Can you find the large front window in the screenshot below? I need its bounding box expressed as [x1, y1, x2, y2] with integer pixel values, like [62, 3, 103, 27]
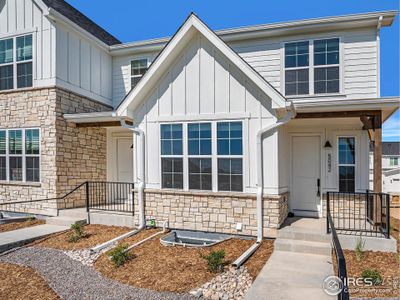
[284, 38, 340, 96]
[338, 137, 355, 193]
[159, 122, 243, 192]
[0, 128, 40, 182]
[0, 34, 33, 91]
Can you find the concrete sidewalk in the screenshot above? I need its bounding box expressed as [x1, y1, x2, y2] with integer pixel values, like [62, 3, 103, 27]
[0, 224, 69, 253]
[245, 250, 334, 300]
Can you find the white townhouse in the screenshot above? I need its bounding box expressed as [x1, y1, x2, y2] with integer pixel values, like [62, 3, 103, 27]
[0, 0, 399, 237]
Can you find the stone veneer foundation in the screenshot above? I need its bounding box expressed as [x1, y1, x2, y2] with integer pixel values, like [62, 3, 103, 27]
[134, 189, 289, 238]
[0, 87, 111, 215]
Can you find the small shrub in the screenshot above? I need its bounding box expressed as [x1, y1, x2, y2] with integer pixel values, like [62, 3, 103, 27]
[355, 237, 365, 261]
[361, 268, 382, 285]
[25, 216, 35, 223]
[68, 223, 87, 243]
[203, 250, 225, 273]
[108, 244, 131, 267]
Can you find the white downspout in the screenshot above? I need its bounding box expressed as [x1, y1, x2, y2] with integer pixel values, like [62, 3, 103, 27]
[233, 102, 295, 267]
[120, 119, 146, 230]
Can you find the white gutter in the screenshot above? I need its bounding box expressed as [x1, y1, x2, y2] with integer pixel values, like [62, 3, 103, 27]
[376, 16, 383, 98]
[233, 102, 296, 267]
[120, 119, 146, 230]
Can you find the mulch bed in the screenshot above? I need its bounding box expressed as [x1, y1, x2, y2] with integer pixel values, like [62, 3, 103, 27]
[95, 230, 273, 293]
[333, 214, 400, 298]
[0, 219, 45, 233]
[31, 224, 131, 250]
[0, 262, 59, 300]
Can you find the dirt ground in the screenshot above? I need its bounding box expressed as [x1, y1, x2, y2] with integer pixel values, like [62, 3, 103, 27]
[31, 224, 131, 250]
[95, 230, 274, 293]
[334, 213, 400, 298]
[0, 219, 45, 233]
[0, 262, 59, 300]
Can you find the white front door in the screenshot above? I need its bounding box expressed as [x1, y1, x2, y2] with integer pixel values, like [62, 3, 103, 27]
[116, 138, 133, 182]
[291, 136, 321, 217]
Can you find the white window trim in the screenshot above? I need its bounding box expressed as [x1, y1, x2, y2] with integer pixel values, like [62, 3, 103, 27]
[159, 121, 244, 193]
[337, 136, 356, 193]
[0, 128, 41, 183]
[282, 37, 342, 97]
[130, 58, 149, 89]
[0, 33, 34, 92]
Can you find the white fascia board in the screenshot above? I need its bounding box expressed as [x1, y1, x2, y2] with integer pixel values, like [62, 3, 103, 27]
[64, 111, 132, 124]
[116, 14, 286, 116]
[294, 97, 400, 112]
[46, 8, 111, 52]
[110, 10, 398, 54]
[32, 0, 50, 14]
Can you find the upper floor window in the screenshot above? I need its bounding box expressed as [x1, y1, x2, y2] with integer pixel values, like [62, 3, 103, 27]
[284, 38, 340, 96]
[314, 38, 339, 94]
[131, 59, 148, 89]
[0, 128, 40, 182]
[0, 34, 33, 91]
[285, 41, 309, 96]
[390, 157, 399, 166]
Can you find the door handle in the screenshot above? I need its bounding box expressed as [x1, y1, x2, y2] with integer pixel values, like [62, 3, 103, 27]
[317, 179, 321, 197]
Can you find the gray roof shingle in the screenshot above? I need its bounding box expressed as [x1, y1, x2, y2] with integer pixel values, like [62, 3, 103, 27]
[42, 0, 121, 46]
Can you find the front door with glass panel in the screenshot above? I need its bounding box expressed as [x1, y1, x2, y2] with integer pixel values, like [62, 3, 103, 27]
[291, 136, 321, 217]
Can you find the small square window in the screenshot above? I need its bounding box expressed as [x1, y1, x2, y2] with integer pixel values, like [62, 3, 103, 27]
[17, 62, 33, 88]
[16, 35, 33, 62]
[0, 38, 13, 64]
[0, 65, 14, 91]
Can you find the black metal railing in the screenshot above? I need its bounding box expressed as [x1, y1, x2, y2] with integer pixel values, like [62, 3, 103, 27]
[0, 181, 135, 216]
[0, 182, 88, 214]
[327, 210, 350, 300]
[86, 181, 134, 214]
[327, 191, 390, 238]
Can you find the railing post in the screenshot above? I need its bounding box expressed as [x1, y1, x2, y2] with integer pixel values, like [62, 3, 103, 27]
[132, 183, 135, 216]
[386, 194, 390, 239]
[85, 181, 90, 224]
[327, 192, 330, 234]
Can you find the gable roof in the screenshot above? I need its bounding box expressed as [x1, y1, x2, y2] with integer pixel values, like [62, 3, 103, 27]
[40, 0, 121, 46]
[116, 13, 287, 116]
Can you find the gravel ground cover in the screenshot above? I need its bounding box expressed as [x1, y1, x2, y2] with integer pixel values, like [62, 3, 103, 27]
[0, 219, 45, 233]
[0, 247, 195, 300]
[0, 261, 59, 300]
[95, 234, 274, 294]
[31, 224, 131, 250]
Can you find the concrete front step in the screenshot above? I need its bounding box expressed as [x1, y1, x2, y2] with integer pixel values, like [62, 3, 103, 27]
[274, 238, 331, 256]
[46, 216, 86, 227]
[278, 227, 331, 243]
[58, 208, 87, 219]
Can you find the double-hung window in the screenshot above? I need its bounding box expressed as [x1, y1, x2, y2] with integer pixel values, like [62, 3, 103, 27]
[338, 137, 355, 193]
[188, 123, 212, 190]
[217, 122, 243, 192]
[284, 41, 309, 96]
[131, 59, 148, 89]
[284, 38, 340, 96]
[161, 124, 183, 189]
[314, 38, 340, 94]
[0, 34, 33, 91]
[0, 128, 40, 182]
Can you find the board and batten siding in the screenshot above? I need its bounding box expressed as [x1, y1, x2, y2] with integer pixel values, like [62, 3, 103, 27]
[129, 33, 279, 194]
[0, 0, 56, 85]
[55, 23, 112, 105]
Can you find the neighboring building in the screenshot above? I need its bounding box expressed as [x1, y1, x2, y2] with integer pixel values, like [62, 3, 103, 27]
[370, 142, 400, 193]
[0, 0, 399, 237]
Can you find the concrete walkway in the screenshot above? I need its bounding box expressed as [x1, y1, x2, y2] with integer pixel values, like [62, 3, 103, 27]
[245, 217, 335, 300]
[0, 224, 69, 253]
[245, 250, 334, 300]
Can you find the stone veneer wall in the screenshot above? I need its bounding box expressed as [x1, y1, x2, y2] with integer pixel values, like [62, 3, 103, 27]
[134, 189, 289, 238]
[0, 87, 111, 215]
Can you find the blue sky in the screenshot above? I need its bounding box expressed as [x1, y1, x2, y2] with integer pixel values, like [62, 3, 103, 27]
[67, 0, 399, 141]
